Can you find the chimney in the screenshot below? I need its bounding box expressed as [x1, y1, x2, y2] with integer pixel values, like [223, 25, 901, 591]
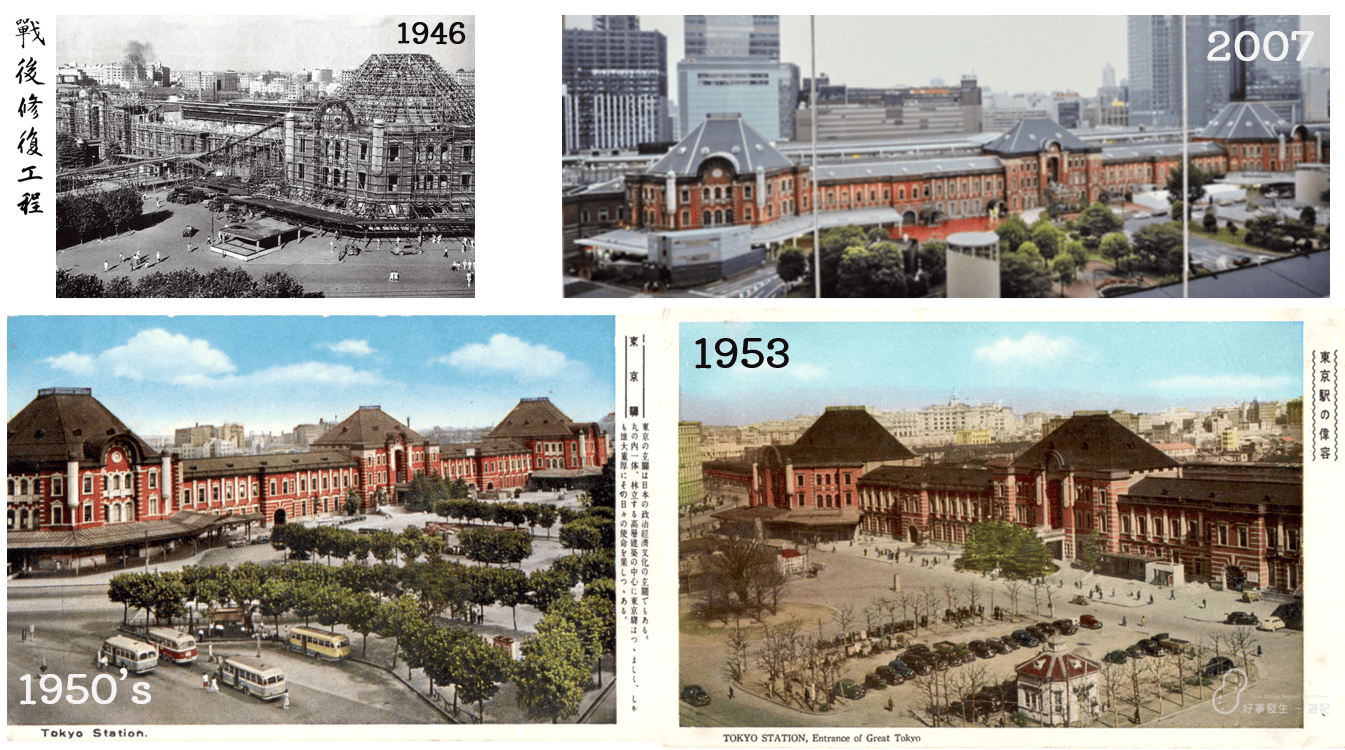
[407, 416, 411, 428]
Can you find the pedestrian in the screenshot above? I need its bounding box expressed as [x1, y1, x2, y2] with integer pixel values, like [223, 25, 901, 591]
[1149, 594, 1154, 604]
[1170, 590, 1176, 600]
[155, 251, 160, 264]
[729, 685, 735, 699]
[283, 693, 290, 710]
[1121, 616, 1127, 627]
[1140, 616, 1146, 627]
[1256, 645, 1262, 657]
[202, 673, 210, 690]
[210, 678, 219, 694]
[1202, 598, 1207, 609]
[1111, 589, 1116, 597]
[104, 261, 109, 272]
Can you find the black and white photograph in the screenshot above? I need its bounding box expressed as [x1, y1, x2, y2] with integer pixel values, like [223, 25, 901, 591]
[51, 16, 475, 298]
[562, 15, 1329, 299]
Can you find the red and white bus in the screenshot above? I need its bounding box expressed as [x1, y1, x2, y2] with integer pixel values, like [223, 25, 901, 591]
[146, 627, 197, 664]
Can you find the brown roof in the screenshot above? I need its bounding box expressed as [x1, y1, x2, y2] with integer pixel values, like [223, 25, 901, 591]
[1014, 415, 1178, 472]
[311, 406, 426, 449]
[488, 398, 590, 441]
[7, 388, 158, 470]
[785, 407, 915, 466]
[438, 438, 530, 458]
[860, 465, 993, 490]
[181, 450, 356, 479]
[6, 510, 226, 552]
[1126, 476, 1301, 510]
[1015, 649, 1100, 682]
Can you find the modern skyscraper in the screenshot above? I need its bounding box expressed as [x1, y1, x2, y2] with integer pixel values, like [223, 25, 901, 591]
[1128, 15, 1306, 129]
[562, 17, 670, 153]
[1102, 62, 1117, 89]
[684, 15, 780, 60]
[678, 15, 795, 141]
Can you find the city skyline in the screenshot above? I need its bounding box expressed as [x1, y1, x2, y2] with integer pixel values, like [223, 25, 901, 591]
[8, 317, 614, 435]
[56, 16, 474, 75]
[566, 15, 1329, 109]
[680, 322, 1302, 424]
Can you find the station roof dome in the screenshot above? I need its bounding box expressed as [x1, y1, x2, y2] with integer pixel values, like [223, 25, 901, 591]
[331, 53, 473, 126]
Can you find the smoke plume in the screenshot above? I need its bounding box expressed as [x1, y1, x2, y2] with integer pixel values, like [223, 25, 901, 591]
[124, 41, 154, 66]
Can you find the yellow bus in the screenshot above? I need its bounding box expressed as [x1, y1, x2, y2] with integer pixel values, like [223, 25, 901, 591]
[100, 636, 158, 674]
[146, 627, 197, 664]
[220, 656, 287, 700]
[287, 626, 351, 661]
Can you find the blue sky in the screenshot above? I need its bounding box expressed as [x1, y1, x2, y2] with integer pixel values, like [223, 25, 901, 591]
[680, 322, 1302, 424]
[8, 317, 614, 436]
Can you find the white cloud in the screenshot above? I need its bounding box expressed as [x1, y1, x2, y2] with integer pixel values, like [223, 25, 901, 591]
[1149, 374, 1296, 392]
[47, 329, 236, 384]
[320, 339, 375, 356]
[790, 363, 826, 381]
[243, 362, 386, 387]
[438, 334, 574, 379]
[974, 333, 1076, 366]
[45, 352, 96, 377]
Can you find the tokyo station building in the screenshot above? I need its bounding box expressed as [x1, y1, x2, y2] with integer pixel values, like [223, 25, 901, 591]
[589, 101, 1327, 258]
[6, 389, 605, 572]
[706, 408, 1301, 595]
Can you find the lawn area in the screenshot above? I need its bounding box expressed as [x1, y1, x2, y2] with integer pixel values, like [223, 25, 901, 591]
[1189, 224, 1294, 256]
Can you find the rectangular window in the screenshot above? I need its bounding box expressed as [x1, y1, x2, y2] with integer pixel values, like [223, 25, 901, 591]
[1237, 526, 1249, 548]
[83, 475, 92, 494]
[389, 145, 400, 162]
[461, 145, 473, 161]
[388, 175, 399, 191]
[1218, 525, 1229, 546]
[149, 472, 157, 489]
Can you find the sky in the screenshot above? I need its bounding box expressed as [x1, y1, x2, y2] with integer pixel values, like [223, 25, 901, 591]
[7, 317, 614, 436]
[566, 15, 1329, 105]
[55, 16, 474, 74]
[679, 321, 1302, 425]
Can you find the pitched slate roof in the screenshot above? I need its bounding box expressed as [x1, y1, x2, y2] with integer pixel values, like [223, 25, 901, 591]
[1198, 102, 1291, 141]
[785, 407, 916, 466]
[983, 118, 1098, 156]
[5, 510, 227, 552]
[311, 406, 427, 449]
[488, 398, 589, 440]
[1126, 476, 1301, 510]
[1014, 414, 1177, 472]
[647, 114, 794, 177]
[7, 388, 158, 469]
[859, 465, 993, 490]
[181, 450, 356, 479]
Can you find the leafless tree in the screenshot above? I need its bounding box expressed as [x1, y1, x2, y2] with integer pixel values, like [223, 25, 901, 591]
[919, 586, 942, 634]
[835, 603, 855, 639]
[943, 581, 964, 618]
[723, 623, 751, 684]
[704, 534, 775, 616]
[1070, 678, 1099, 727]
[863, 600, 882, 633]
[965, 581, 982, 621]
[757, 619, 802, 698]
[896, 591, 914, 626]
[1099, 660, 1123, 727]
[950, 662, 991, 724]
[749, 563, 790, 618]
[1226, 626, 1260, 675]
[880, 597, 900, 631]
[1145, 654, 1171, 717]
[1124, 655, 1149, 725]
[1002, 579, 1025, 620]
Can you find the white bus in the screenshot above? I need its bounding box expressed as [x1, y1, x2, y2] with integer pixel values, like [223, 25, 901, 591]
[100, 636, 158, 674]
[219, 656, 287, 700]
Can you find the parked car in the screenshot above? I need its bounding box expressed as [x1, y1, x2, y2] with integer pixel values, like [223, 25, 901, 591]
[1079, 614, 1102, 630]
[930, 652, 954, 671]
[1135, 639, 1163, 657]
[1011, 630, 1040, 648]
[1053, 619, 1078, 635]
[1240, 590, 1262, 603]
[227, 538, 248, 548]
[887, 658, 916, 679]
[1202, 656, 1236, 678]
[834, 678, 866, 700]
[968, 640, 997, 659]
[1225, 611, 1259, 626]
[864, 672, 888, 691]
[985, 637, 1014, 654]
[1257, 616, 1286, 632]
[875, 664, 904, 685]
[1103, 649, 1130, 665]
[1156, 635, 1193, 655]
[252, 533, 270, 544]
[680, 684, 711, 706]
[904, 656, 934, 676]
[905, 643, 931, 658]
[1038, 621, 1062, 636]
[996, 635, 1021, 651]
[1124, 644, 1149, 660]
[933, 640, 959, 655]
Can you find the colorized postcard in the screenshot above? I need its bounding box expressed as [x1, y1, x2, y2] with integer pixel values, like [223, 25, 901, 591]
[667, 308, 1340, 747]
[6, 316, 630, 739]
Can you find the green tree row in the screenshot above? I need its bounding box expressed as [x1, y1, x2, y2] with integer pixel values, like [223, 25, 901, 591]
[56, 186, 143, 248]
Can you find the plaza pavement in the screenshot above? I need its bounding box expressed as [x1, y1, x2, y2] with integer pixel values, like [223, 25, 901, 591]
[55, 190, 475, 297]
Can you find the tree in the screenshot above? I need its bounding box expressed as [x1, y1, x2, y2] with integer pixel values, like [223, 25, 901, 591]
[700, 535, 776, 616]
[374, 595, 427, 672]
[494, 568, 530, 630]
[1029, 219, 1065, 261]
[1099, 232, 1131, 273]
[836, 242, 907, 297]
[1049, 252, 1078, 297]
[1132, 222, 1184, 276]
[547, 595, 614, 688]
[344, 489, 362, 515]
[1300, 205, 1317, 228]
[56, 132, 86, 170]
[1203, 207, 1218, 233]
[340, 592, 380, 657]
[454, 633, 515, 721]
[806, 226, 868, 297]
[1016, 240, 1044, 268]
[957, 519, 1054, 580]
[995, 216, 1031, 253]
[515, 621, 592, 723]
[724, 624, 751, 684]
[528, 567, 575, 614]
[100, 186, 143, 235]
[1075, 203, 1124, 242]
[916, 241, 947, 288]
[776, 247, 807, 284]
[558, 519, 604, 553]
[1165, 159, 1210, 208]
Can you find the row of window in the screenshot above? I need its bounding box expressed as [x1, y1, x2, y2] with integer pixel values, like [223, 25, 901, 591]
[299, 139, 473, 164]
[7, 496, 163, 529]
[797, 471, 852, 487]
[181, 469, 353, 506]
[8, 471, 158, 498]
